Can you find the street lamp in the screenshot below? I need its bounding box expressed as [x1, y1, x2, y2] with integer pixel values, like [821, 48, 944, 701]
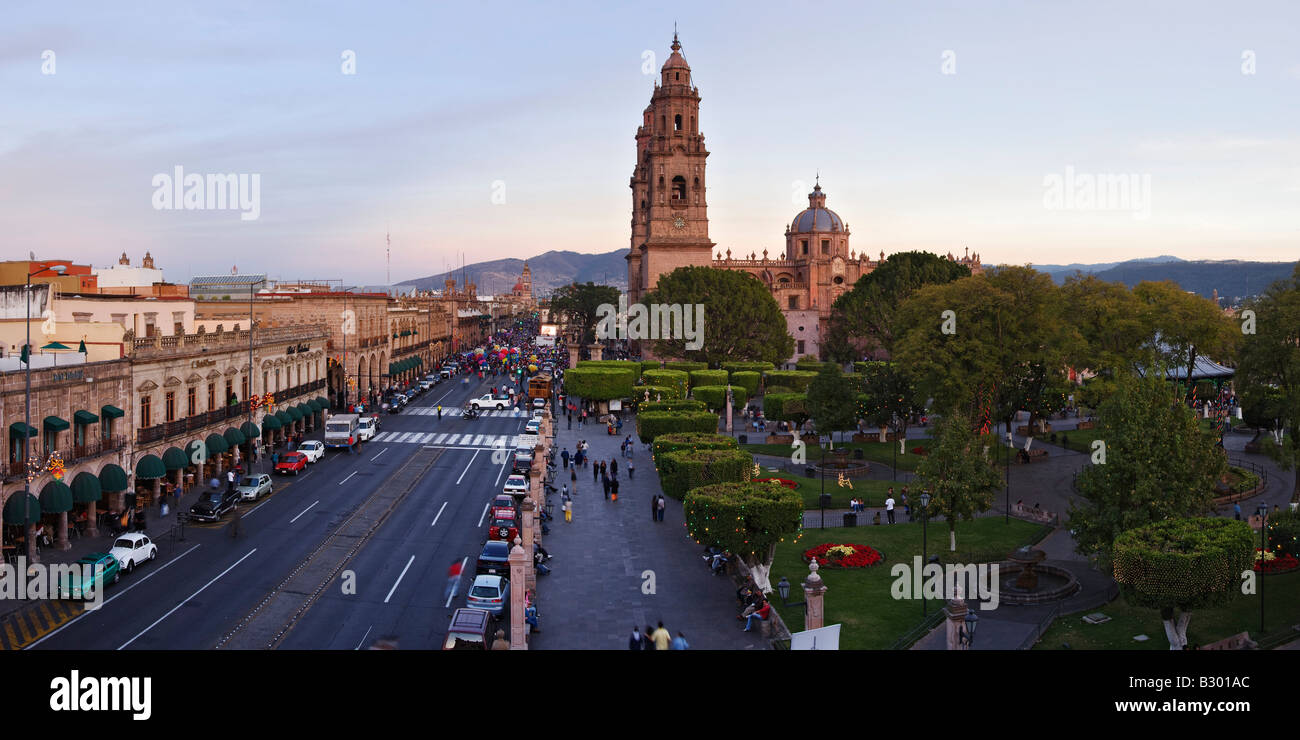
[959, 608, 979, 648]
[920, 491, 931, 617]
[1257, 504, 1268, 634]
[20, 262, 67, 563]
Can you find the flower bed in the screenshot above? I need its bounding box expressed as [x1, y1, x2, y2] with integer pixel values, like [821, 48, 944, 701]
[1253, 549, 1300, 575]
[802, 542, 883, 569]
[755, 477, 797, 489]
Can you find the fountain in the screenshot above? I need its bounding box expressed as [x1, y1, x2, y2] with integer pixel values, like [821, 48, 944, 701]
[809, 447, 871, 479]
[997, 546, 1080, 605]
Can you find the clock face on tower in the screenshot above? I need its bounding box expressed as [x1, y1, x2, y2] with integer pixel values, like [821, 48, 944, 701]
[673, 216, 686, 229]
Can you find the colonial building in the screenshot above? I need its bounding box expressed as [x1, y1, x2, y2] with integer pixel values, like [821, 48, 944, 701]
[625, 35, 984, 361]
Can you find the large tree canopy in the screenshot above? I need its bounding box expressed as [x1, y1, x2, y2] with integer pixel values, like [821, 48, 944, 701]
[912, 412, 1003, 551]
[550, 282, 621, 345]
[805, 364, 857, 442]
[642, 266, 794, 366]
[826, 251, 971, 362]
[1133, 280, 1239, 388]
[1058, 274, 1156, 375]
[684, 481, 804, 593]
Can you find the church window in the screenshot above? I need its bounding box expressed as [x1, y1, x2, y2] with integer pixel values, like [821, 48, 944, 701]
[674, 114, 682, 131]
[821, 240, 830, 255]
[788, 296, 799, 309]
[672, 176, 686, 201]
[660, 115, 665, 132]
[797, 340, 806, 354]
[691, 116, 695, 132]
[833, 276, 844, 285]
[675, 72, 680, 81]
[800, 240, 808, 256]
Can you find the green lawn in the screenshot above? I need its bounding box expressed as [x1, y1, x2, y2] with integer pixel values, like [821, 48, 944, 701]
[753, 468, 897, 509]
[741, 439, 934, 472]
[1034, 570, 1300, 650]
[768, 517, 1044, 649]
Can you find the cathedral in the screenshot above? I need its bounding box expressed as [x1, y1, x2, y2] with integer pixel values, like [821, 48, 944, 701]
[626, 34, 983, 360]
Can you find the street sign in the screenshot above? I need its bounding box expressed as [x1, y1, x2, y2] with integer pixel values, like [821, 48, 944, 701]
[790, 624, 841, 650]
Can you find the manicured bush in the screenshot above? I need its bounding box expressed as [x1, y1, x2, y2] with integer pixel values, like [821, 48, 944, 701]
[652, 432, 738, 461]
[642, 369, 689, 398]
[764, 392, 809, 422]
[640, 360, 663, 373]
[764, 385, 795, 395]
[1269, 509, 1300, 558]
[689, 369, 728, 388]
[692, 385, 748, 409]
[722, 361, 776, 374]
[1112, 517, 1254, 611]
[636, 410, 719, 444]
[632, 384, 683, 401]
[729, 371, 761, 396]
[577, 359, 642, 383]
[658, 447, 755, 500]
[684, 482, 805, 557]
[664, 361, 708, 373]
[765, 370, 818, 392]
[795, 356, 826, 372]
[565, 367, 635, 400]
[853, 361, 887, 375]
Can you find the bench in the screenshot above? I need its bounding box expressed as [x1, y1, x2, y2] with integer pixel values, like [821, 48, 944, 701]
[1200, 631, 1256, 650]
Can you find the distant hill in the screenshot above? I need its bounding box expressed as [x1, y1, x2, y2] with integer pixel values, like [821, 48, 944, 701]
[1035, 255, 1183, 280]
[402, 249, 628, 296]
[1084, 259, 1296, 303]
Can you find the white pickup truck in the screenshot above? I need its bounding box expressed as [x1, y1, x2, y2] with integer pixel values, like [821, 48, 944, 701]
[324, 414, 360, 449]
[469, 394, 511, 411]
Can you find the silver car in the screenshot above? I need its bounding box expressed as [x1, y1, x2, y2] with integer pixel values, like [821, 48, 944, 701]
[236, 474, 273, 501]
[466, 575, 510, 615]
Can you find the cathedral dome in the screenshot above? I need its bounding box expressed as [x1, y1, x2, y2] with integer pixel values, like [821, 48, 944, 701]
[789, 184, 843, 233]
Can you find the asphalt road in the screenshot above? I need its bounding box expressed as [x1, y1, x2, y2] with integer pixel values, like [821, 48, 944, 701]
[30, 372, 532, 650]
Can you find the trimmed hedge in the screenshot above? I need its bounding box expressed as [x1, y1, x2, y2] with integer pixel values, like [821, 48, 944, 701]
[640, 360, 663, 373]
[689, 369, 728, 388]
[564, 367, 635, 400]
[664, 361, 708, 373]
[577, 359, 642, 383]
[632, 384, 683, 401]
[692, 384, 748, 409]
[1112, 517, 1254, 611]
[1270, 509, 1300, 558]
[636, 410, 719, 444]
[684, 482, 805, 557]
[854, 361, 887, 375]
[658, 448, 754, 500]
[765, 370, 818, 391]
[722, 361, 776, 374]
[651, 432, 738, 461]
[729, 371, 761, 396]
[764, 392, 809, 422]
[640, 399, 708, 414]
[795, 357, 826, 372]
[765, 385, 795, 395]
[642, 369, 689, 398]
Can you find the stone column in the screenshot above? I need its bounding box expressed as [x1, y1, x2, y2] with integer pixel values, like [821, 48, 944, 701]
[802, 558, 827, 630]
[521, 498, 537, 592]
[508, 538, 528, 649]
[86, 500, 98, 537]
[944, 589, 969, 651]
[56, 511, 70, 550]
[725, 385, 734, 434]
[567, 344, 580, 370]
[588, 344, 603, 361]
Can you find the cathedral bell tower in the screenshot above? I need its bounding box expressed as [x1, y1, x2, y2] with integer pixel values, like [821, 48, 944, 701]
[626, 32, 714, 305]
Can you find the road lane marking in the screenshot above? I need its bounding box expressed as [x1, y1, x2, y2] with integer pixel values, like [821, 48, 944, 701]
[418, 432, 434, 443]
[471, 434, 485, 446]
[456, 450, 480, 485]
[118, 548, 257, 650]
[383, 555, 415, 604]
[371, 448, 388, 461]
[477, 501, 490, 528]
[243, 498, 273, 518]
[339, 471, 357, 486]
[431, 501, 448, 528]
[290, 500, 320, 524]
[433, 433, 447, 444]
[444, 556, 468, 607]
[355, 625, 373, 650]
[445, 434, 460, 445]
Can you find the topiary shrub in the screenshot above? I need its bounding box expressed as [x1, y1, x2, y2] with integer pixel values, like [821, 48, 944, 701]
[640, 360, 664, 373]
[689, 369, 728, 388]
[658, 447, 754, 500]
[632, 384, 683, 402]
[729, 371, 761, 396]
[577, 359, 642, 383]
[684, 481, 804, 593]
[640, 399, 708, 414]
[565, 367, 635, 401]
[651, 432, 738, 462]
[765, 370, 818, 392]
[636, 410, 719, 444]
[764, 385, 794, 395]
[722, 361, 776, 374]
[664, 361, 708, 373]
[1269, 509, 1300, 559]
[764, 392, 809, 424]
[642, 369, 689, 398]
[692, 384, 748, 410]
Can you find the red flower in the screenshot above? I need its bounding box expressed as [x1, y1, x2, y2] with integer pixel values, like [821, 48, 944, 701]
[1253, 552, 1300, 574]
[802, 542, 883, 568]
[755, 477, 797, 489]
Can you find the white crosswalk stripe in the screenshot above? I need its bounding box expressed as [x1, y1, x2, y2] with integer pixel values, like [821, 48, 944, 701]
[433, 433, 448, 444]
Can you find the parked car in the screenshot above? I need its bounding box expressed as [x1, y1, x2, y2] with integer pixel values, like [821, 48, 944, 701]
[511, 453, 532, 475]
[532, 397, 546, 409]
[418, 379, 434, 391]
[490, 494, 517, 515]
[466, 575, 510, 616]
[503, 474, 528, 496]
[487, 509, 519, 543]
[107, 533, 157, 573]
[297, 440, 325, 463]
[191, 488, 241, 522]
[476, 540, 511, 575]
[275, 453, 307, 476]
[524, 419, 541, 434]
[58, 552, 120, 599]
[531, 409, 545, 422]
[443, 607, 494, 650]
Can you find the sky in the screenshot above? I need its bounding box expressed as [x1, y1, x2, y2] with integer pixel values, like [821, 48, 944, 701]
[1, 0, 1297, 285]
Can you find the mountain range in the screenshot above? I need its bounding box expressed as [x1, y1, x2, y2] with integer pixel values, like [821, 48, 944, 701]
[401, 249, 628, 296]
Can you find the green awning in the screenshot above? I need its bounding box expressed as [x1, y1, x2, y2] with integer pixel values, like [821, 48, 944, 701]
[185, 440, 207, 465]
[316, 396, 329, 410]
[135, 454, 166, 480]
[71, 471, 102, 503]
[295, 403, 310, 419]
[287, 406, 302, 422]
[3, 493, 41, 525]
[275, 410, 292, 425]
[162, 447, 189, 471]
[205, 433, 229, 457]
[224, 427, 245, 447]
[41, 342, 71, 351]
[40, 480, 73, 513]
[261, 414, 282, 431]
[400, 330, 411, 337]
[73, 410, 99, 425]
[9, 422, 38, 438]
[240, 421, 261, 439]
[306, 399, 321, 412]
[43, 416, 69, 431]
[98, 464, 128, 492]
[101, 405, 125, 419]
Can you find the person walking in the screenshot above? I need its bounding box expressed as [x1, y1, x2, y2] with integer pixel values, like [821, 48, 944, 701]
[602, 474, 611, 500]
[628, 459, 635, 479]
[656, 494, 666, 522]
[226, 469, 236, 493]
[594, 461, 600, 485]
[610, 459, 618, 478]
[650, 494, 658, 522]
[1233, 502, 1242, 520]
[561, 447, 570, 469]
[885, 492, 896, 524]
[642, 624, 655, 650]
[651, 621, 671, 650]
[671, 631, 689, 650]
[570, 467, 578, 493]
[567, 412, 572, 430]
[490, 629, 510, 650]
[437, 404, 442, 420]
[563, 498, 572, 523]
[444, 559, 463, 604]
[610, 477, 619, 501]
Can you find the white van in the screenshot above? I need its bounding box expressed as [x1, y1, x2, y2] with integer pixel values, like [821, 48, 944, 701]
[357, 416, 378, 442]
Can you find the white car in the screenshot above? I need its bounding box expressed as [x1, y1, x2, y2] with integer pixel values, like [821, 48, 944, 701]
[357, 416, 379, 442]
[470, 394, 510, 411]
[532, 397, 546, 409]
[108, 533, 157, 574]
[531, 409, 544, 422]
[298, 440, 325, 463]
[503, 475, 529, 495]
[524, 419, 541, 434]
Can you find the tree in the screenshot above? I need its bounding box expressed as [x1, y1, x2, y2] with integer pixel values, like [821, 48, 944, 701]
[826, 251, 972, 362]
[1066, 371, 1225, 570]
[858, 361, 925, 452]
[1059, 274, 1156, 376]
[805, 364, 856, 444]
[1133, 280, 1239, 391]
[550, 282, 620, 345]
[563, 367, 635, 401]
[1112, 518, 1253, 650]
[684, 481, 804, 593]
[912, 412, 1002, 551]
[642, 266, 794, 366]
[1235, 264, 1300, 503]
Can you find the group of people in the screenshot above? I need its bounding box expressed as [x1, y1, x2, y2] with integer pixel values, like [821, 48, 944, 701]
[742, 406, 768, 432]
[736, 579, 772, 632]
[629, 622, 689, 650]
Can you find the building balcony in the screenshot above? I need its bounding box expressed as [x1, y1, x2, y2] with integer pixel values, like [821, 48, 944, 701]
[1, 435, 129, 482]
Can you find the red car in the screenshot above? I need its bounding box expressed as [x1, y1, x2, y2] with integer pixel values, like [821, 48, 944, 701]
[488, 509, 519, 542]
[275, 452, 308, 475]
[490, 494, 517, 515]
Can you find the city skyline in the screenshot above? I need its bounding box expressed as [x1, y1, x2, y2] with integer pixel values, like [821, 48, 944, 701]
[3, 1, 1298, 285]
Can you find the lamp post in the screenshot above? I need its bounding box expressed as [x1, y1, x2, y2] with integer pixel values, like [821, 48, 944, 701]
[1258, 504, 1268, 634]
[891, 413, 897, 481]
[1005, 425, 1011, 525]
[959, 608, 979, 648]
[21, 262, 67, 564]
[920, 491, 931, 617]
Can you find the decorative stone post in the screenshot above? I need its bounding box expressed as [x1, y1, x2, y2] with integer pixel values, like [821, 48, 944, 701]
[56, 511, 70, 550]
[725, 385, 734, 434]
[508, 538, 528, 649]
[566, 343, 580, 370]
[803, 558, 827, 630]
[588, 344, 603, 361]
[944, 587, 969, 651]
[521, 497, 536, 592]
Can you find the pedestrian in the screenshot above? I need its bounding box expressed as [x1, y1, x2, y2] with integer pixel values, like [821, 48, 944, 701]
[525, 602, 540, 633]
[629, 626, 643, 650]
[561, 447, 570, 468]
[671, 631, 689, 650]
[491, 629, 510, 650]
[656, 494, 666, 522]
[611, 478, 619, 501]
[650, 494, 658, 521]
[603, 475, 611, 499]
[444, 559, 463, 604]
[567, 412, 572, 430]
[610, 459, 618, 478]
[642, 624, 655, 650]
[628, 460, 635, 478]
[563, 499, 572, 523]
[226, 469, 236, 493]
[594, 462, 600, 485]
[652, 621, 671, 650]
[437, 404, 442, 419]
[885, 492, 896, 524]
[1233, 502, 1241, 520]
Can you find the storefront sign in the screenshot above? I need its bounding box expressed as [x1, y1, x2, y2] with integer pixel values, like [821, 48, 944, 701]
[51, 369, 85, 382]
[191, 358, 217, 368]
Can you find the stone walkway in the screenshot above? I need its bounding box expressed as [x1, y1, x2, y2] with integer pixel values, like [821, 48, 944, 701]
[531, 413, 767, 650]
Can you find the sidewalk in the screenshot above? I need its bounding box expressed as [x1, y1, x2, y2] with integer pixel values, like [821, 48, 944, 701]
[531, 415, 767, 649]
